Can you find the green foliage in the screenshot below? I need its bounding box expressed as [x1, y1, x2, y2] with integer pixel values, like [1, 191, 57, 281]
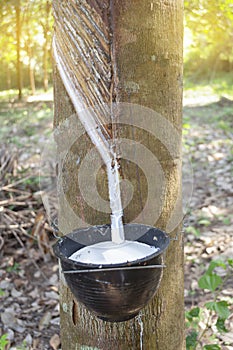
[186, 259, 233, 349]
[22, 176, 40, 186]
[185, 226, 201, 237]
[197, 218, 211, 226]
[15, 340, 29, 350]
[0, 334, 30, 350]
[0, 334, 9, 350]
[205, 301, 230, 320]
[186, 330, 198, 350]
[0, 88, 53, 144]
[0, 0, 53, 91]
[206, 260, 226, 275]
[198, 273, 222, 292]
[215, 317, 228, 333]
[187, 307, 200, 319]
[220, 216, 231, 225]
[184, 0, 233, 80]
[6, 262, 20, 273]
[203, 346, 221, 350]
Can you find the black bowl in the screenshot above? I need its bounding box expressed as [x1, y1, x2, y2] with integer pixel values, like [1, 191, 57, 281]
[53, 223, 170, 322]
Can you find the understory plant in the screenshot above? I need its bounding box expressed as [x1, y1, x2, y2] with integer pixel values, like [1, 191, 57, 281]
[0, 334, 9, 350]
[186, 259, 233, 350]
[0, 335, 29, 350]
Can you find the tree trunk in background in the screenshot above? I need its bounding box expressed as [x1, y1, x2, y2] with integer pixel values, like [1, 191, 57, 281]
[15, 0, 22, 100]
[25, 4, 36, 95]
[6, 64, 11, 91]
[43, 0, 51, 92]
[26, 20, 36, 95]
[29, 50, 36, 95]
[53, 1, 184, 349]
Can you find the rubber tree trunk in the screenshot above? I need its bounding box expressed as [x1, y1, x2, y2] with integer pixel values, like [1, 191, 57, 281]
[53, 1, 184, 349]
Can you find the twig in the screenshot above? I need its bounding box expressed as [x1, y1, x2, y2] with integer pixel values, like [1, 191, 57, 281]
[1, 187, 30, 195]
[197, 309, 213, 348]
[11, 228, 25, 248]
[0, 223, 32, 229]
[11, 229, 47, 280]
[0, 175, 34, 191]
[4, 207, 33, 220]
[0, 194, 31, 206]
[44, 222, 55, 233]
[195, 193, 233, 209]
[0, 235, 4, 251]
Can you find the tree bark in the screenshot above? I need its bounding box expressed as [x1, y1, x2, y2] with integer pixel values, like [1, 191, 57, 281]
[53, 1, 184, 349]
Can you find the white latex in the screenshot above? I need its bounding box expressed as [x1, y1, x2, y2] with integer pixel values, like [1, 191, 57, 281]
[69, 240, 159, 265]
[53, 38, 124, 244]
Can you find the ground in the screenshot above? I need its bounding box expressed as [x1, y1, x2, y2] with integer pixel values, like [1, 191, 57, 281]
[0, 86, 232, 349]
[183, 87, 233, 349]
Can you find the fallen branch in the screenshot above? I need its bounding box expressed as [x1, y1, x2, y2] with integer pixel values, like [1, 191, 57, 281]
[0, 223, 32, 229]
[195, 192, 233, 209]
[0, 175, 35, 191]
[0, 194, 32, 206]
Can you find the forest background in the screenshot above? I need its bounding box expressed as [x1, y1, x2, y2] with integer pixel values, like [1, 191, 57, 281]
[0, 0, 233, 95]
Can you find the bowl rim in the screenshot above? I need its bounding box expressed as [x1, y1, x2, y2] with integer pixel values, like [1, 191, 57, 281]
[53, 223, 170, 269]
